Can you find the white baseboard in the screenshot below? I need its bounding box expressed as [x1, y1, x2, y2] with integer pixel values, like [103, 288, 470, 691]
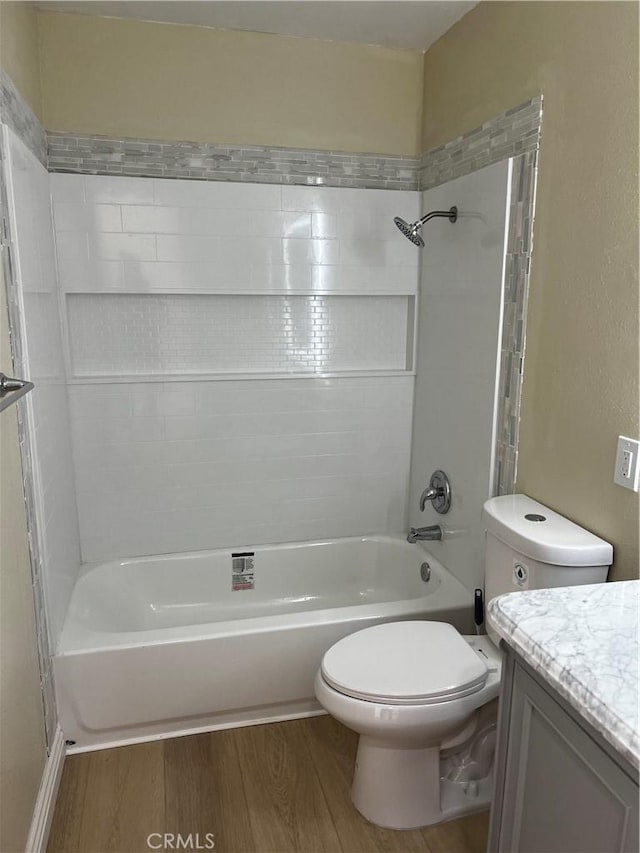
[25, 726, 65, 853]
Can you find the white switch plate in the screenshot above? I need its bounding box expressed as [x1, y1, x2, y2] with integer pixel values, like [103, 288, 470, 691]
[614, 435, 640, 492]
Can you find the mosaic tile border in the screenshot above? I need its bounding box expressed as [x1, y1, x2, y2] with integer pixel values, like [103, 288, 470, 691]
[420, 96, 543, 496]
[0, 70, 47, 166]
[419, 96, 543, 192]
[494, 148, 539, 496]
[47, 132, 420, 191]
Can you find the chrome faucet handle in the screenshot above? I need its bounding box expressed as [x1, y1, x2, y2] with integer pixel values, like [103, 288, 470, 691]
[419, 486, 439, 511]
[419, 470, 451, 514]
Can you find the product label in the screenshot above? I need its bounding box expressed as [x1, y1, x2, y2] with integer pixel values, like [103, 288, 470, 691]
[232, 552, 255, 591]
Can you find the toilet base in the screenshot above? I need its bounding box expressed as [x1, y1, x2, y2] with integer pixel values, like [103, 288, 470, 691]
[351, 735, 493, 830]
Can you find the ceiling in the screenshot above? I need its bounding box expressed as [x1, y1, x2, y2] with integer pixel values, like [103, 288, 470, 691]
[33, 1, 478, 50]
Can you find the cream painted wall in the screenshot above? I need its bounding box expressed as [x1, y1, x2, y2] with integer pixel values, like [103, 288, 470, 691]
[0, 264, 47, 853]
[0, 1, 43, 119]
[37, 11, 424, 156]
[423, 1, 639, 581]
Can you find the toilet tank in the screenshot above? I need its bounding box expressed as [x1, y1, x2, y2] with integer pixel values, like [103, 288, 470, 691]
[483, 495, 613, 645]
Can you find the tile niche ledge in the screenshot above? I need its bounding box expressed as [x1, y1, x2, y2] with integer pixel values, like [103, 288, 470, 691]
[66, 369, 416, 384]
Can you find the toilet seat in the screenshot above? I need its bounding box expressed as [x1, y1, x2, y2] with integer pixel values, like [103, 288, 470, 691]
[321, 621, 489, 706]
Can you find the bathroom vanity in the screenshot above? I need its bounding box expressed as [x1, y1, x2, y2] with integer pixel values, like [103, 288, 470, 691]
[487, 581, 639, 853]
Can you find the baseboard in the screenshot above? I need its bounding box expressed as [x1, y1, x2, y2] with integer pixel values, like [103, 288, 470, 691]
[25, 725, 65, 853]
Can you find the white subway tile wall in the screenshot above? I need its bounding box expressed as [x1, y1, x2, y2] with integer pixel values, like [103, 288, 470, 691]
[50, 175, 419, 296]
[50, 175, 420, 561]
[69, 378, 414, 560]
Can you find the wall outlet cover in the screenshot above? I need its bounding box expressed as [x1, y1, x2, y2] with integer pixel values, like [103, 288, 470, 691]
[614, 435, 640, 492]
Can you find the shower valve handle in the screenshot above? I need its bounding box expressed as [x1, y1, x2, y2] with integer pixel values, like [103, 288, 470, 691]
[419, 487, 440, 510]
[419, 470, 452, 514]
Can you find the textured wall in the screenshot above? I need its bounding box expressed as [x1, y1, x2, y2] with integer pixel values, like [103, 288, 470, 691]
[422, 1, 639, 580]
[0, 1, 42, 119]
[0, 264, 47, 853]
[37, 11, 424, 156]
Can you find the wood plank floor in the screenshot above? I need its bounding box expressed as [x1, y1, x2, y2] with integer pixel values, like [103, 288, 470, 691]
[48, 717, 489, 853]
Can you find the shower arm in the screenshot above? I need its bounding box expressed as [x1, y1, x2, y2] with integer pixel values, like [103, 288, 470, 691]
[415, 207, 458, 228]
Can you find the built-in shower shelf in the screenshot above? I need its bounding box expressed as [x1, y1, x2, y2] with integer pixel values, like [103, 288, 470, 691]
[66, 369, 416, 385]
[64, 289, 418, 297]
[65, 291, 417, 380]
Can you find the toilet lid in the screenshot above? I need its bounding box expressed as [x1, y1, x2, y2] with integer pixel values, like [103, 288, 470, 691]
[321, 621, 489, 705]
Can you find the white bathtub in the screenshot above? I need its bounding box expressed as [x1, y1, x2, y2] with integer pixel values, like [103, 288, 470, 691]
[54, 535, 474, 751]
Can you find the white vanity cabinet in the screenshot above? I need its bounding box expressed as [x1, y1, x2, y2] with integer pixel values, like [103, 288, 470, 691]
[489, 650, 639, 853]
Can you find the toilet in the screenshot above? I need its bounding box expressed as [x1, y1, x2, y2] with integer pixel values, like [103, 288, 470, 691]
[314, 494, 613, 830]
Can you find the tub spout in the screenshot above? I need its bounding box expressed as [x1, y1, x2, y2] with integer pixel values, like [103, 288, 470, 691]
[407, 525, 443, 543]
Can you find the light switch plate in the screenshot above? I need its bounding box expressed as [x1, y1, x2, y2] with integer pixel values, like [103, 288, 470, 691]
[614, 435, 640, 492]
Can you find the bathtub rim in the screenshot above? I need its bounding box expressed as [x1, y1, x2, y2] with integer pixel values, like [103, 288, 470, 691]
[57, 535, 474, 656]
[72, 532, 435, 579]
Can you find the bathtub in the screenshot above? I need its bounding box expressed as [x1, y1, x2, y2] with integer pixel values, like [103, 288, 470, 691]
[54, 534, 474, 751]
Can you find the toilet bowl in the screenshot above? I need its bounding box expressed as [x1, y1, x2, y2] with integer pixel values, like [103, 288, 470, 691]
[315, 495, 613, 829]
[315, 622, 502, 829]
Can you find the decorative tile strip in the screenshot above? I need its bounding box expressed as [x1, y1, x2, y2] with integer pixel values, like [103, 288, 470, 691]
[419, 96, 543, 192]
[0, 71, 47, 166]
[494, 147, 539, 496]
[47, 132, 420, 191]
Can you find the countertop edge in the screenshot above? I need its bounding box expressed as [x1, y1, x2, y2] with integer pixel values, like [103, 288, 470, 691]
[488, 595, 640, 769]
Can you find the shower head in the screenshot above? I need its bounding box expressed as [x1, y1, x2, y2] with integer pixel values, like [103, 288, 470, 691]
[394, 206, 458, 247]
[393, 217, 425, 248]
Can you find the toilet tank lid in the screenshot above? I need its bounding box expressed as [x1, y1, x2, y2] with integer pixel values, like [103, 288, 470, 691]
[483, 495, 613, 567]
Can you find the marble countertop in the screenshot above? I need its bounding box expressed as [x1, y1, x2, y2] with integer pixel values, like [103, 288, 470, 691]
[487, 580, 639, 768]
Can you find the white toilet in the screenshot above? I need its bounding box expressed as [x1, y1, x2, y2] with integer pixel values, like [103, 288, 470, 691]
[314, 494, 613, 830]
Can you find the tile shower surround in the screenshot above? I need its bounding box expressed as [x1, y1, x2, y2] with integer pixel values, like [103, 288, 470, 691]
[52, 174, 419, 561]
[2, 72, 540, 744]
[44, 92, 540, 493]
[47, 96, 542, 493]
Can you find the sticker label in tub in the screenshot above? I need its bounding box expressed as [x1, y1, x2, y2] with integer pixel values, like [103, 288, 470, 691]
[232, 552, 255, 591]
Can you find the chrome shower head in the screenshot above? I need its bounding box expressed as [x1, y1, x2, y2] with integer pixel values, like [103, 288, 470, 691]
[393, 217, 425, 248]
[393, 206, 458, 247]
